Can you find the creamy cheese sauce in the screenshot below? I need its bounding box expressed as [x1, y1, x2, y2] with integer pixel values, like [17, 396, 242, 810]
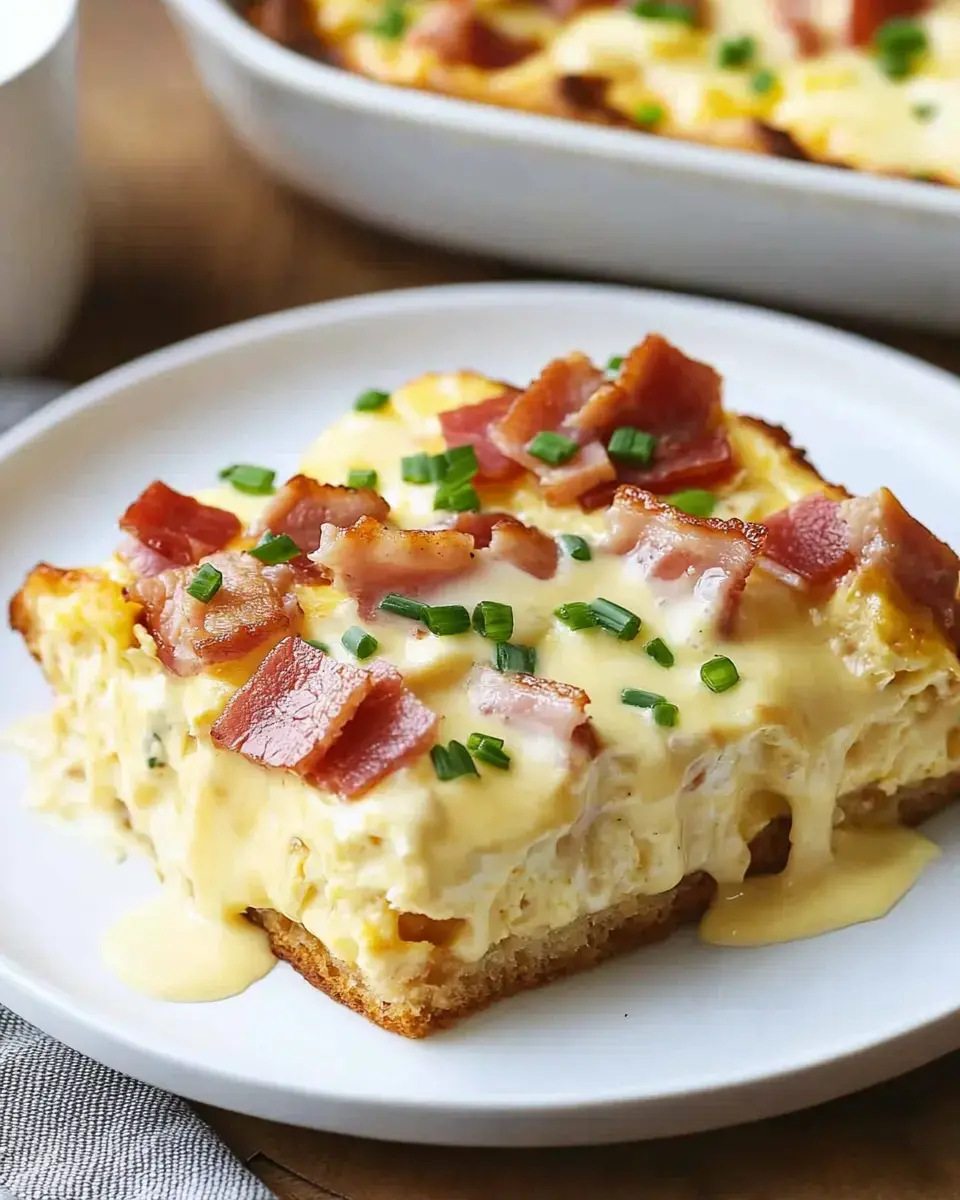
[12, 371, 960, 1004]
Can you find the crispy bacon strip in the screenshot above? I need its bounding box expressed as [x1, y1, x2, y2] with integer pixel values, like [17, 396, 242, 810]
[446, 511, 514, 548]
[251, 475, 390, 553]
[128, 550, 301, 675]
[774, 1, 824, 55]
[848, 0, 928, 45]
[438, 390, 524, 484]
[211, 637, 375, 772]
[762, 493, 854, 587]
[411, 1, 537, 68]
[488, 519, 559, 581]
[469, 665, 591, 742]
[606, 486, 765, 637]
[119, 481, 241, 571]
[311, 517, 476, 613]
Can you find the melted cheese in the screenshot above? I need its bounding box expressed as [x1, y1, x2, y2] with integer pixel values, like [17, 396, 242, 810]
[12, 370, 960, 1004]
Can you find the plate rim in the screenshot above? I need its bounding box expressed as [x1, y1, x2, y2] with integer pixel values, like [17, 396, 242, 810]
[4, 280, 960, 1136]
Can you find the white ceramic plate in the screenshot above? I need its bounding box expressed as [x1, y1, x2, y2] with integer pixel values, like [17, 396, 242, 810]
[3, 283, 960, 1148]
[161, 0, 960, 331]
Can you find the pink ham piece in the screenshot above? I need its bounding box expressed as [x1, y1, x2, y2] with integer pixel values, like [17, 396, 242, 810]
[762, 492, 854, 587]
[128, 550, 301, 675]
[212, 642, 438, 799]
[468, 665, 591, 742]
[489, 354, 615, 505]
[119, 481, 241, 574]
[774, 0, 824, 55]
[250, 475, 391, 553]
[447, 511, 559, 579]
[605, 486, 765, 638]
[411, 0, 537, 68]
[438, 390, 525, 484]
[311, 517, 476, 614]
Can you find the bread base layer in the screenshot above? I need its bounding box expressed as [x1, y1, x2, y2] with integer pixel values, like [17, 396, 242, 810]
[249, 771, 960, 1038]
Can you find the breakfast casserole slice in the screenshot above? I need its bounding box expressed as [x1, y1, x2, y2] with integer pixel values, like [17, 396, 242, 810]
[10, 332, 960, 1036]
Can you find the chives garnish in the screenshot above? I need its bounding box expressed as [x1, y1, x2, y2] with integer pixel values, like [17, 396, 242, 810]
[606, 355, 624, 374]
[621, 688, 665, 709]
[653, 701, 679, 728]
[423, 604, 471, 636]
[631, 1, 696, 24]
[717, 35, 755, 69]
[875, 17, 927, 78]
[370, 0, 406, 38]
[444, 444, 479, 482]
[700, 655, 740, 693]
[303, 638, 330, 653]
[347, 468, 378, 490]
[431, 740, 478, 781]
[473, 738, 511, 769]
[667, 488, 716, 517]
[608, 426, 656, 466]
[354, 388, 391, 411]
[429, 453, 450, 482]
[750, 68, 777, 95]
[635, 103, 665, 127]
[554, 602, 598, 631]
[379, 593, 426, 621]
[342, 626, 378, 660]
[448, 739, 479, 778]
[558, 533, 592, 562]
[434, 481, 480, 513]
[590, 598, 641, 641]
[494, 642, 537, 674]
[912, 102, 937, 122]
[472, 600, 514, 642]
[527, 430, 579, 466]
[218, 463, 276, 495]
[428, 444, 480, 509]
[146, 734, 166, 770]
[186, 562, 222, 603]
[248, 531, 301, 565]
[645, 637, 675, 668]
[401, 453, 432, 484]
[467, 732, 504, 753]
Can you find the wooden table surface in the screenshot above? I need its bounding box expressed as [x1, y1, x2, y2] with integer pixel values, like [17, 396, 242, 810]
[62, 1, 960, 1195]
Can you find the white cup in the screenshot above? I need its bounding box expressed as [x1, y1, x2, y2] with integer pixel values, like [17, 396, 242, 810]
[0, 0, 85, 373]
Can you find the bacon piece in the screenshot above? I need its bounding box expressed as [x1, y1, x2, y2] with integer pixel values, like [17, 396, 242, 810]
[211, 637, 375, 772]
[848, 0, 928, 46]
[774, 1, 824, 55]
[469, 666, 590, 742]
[446, 510, 515, 548]
[606, 486, 765, 638]
[311, 517, 476, 614]
[762, 493, 854, 588]
[844, 488, 960, 646]
[117, 535, 179, 579]
[251, 475, 390, 553]
[119, 481, 241, 570]
[411, 1, 537, 68]
[488, 519, 558, 580]
[438, 390, 524, 484]
[312, 660, 438, 799]
[129, 550, 301, 675]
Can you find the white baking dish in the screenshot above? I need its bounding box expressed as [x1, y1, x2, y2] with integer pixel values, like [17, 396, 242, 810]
[162, 0, 960, 331]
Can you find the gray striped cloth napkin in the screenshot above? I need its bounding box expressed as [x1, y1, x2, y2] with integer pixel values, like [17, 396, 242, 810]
[0, 381, 275, 1200]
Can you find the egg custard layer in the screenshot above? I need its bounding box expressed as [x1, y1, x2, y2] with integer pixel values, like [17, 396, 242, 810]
[10, 353, 960, 1036]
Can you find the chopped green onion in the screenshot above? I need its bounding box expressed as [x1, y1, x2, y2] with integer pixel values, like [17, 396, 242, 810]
[473, 739, 511, 770]
[423, 604, 471, 636]
[607, 426, 656, 466]
[590, 598, 641, 642]
[303, 638, 330, 653]
[430, 744, 454, 780]
[379, 593, 426, 621]
[558, 533, 592, 562]
[527, 430, 579, 467]
[554, 602, 598, 631]
[448, 739, 479, 778]
[401, 453, 432, 484]
[186, 562, 223, 603]
[443, 444, 479, 483]
[146, 756, 164, 769]
[875, 17, 927, 79]
[218, 463, 276, 495]
[369, 0, 406, 38]
[621, 688, 665, 709]
[342, 626, 378, 660]
[431, 740, 478, 781]
[653, 701, 679, 728]
[635, 102, 665, 127]
[606, 355, 624, 374]
[631, 1, 696, 24]
[645, 637, 675, 668]
[347, 468, 378, 490]
[667, 488, 716, 517]
[912, 102, 937, 122]
[434, 481, 480, 513]
[248, 531, 301, 565]
[354, 387, 391, 412]
[494, 642, 537, 674]
[717, 35, 755, 69]
[750, 68, 777, 95]
[472, 600, 514, 642]
[145, 733, 166, 770]
[428, 453, 450, 482]
[467, 732, 504, 753]
[700, 655, 740, 693]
